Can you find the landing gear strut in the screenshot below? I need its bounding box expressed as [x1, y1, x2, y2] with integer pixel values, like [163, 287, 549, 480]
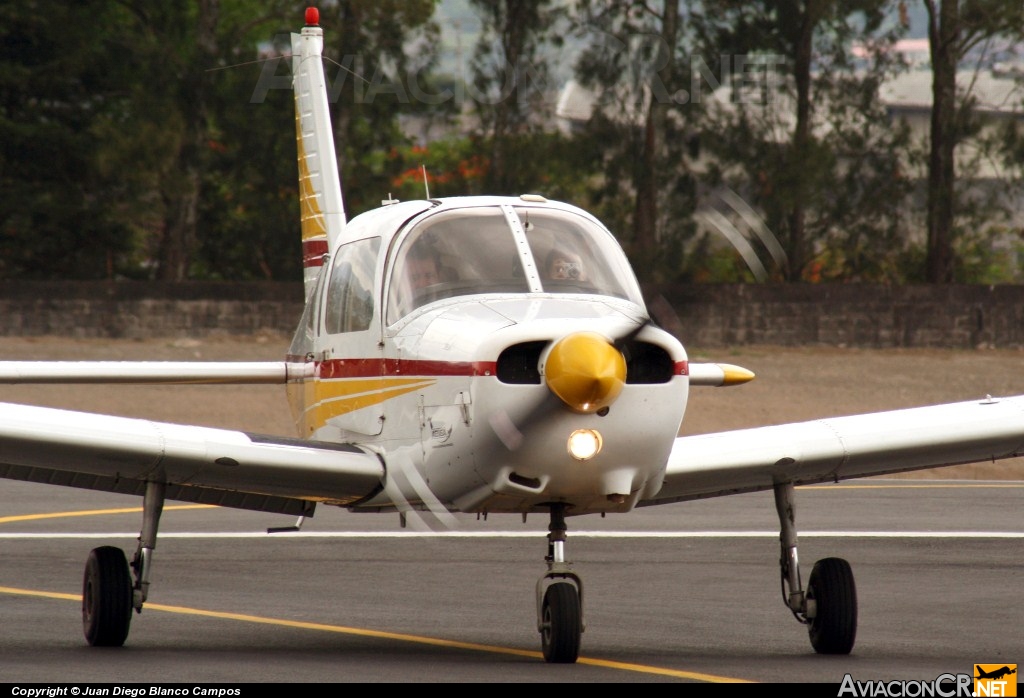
[536, 503, 583, 663]
[82, 481, 166, 647]
[774, 482, 857, 654]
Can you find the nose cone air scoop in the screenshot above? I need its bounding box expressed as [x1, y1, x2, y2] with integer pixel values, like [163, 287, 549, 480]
[545, 332, 627, 413]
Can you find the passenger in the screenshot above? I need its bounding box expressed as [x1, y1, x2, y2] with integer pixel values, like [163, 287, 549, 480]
[544, 249, 586, 282]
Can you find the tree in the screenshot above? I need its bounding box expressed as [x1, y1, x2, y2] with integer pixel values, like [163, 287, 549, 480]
[83, 0, 300, 281]
[195, 0, 444, 279]
[0, 1, 445, 281]
[572, 0, 701, 282]
[317, 0, 441, 217]
[194, 18, 300, 281]
[193, 1, 443, 279]
[0, 1, 140, 279]
[154, 0, 221, 281]
[695, 0, 913, 281]
[921, 0, 1024, 282]
[468, 0, 566, 194]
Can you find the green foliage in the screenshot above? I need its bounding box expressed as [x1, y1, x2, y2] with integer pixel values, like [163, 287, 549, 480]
[468, 0, 567, 193]
[2, 0, 1021, 285]
[386, 128, 604, 205]
[1, 0, 444, 280]
[192, 0, 444, 279]
[0, 1, 143, 279]
[919, 0, 1024, 282]
[195, 50, 301, 280]
[318, 0, 444, 219]
[387, 138, 487, 200]
[695, 0, 916, 282]
[677, 234, 761, 283]
[570, 0, 704, 283]
[953, 225, 1023, 283]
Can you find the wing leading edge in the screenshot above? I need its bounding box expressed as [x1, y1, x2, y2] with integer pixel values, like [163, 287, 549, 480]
[648, 394, 1024, 505]
[0, 361, 311, 384]
[0, 402, 384, 516]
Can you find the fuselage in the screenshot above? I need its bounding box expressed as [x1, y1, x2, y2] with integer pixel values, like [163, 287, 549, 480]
[285, 195, 692, 516]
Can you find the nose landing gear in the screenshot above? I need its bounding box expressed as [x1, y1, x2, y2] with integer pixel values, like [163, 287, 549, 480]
[536, 503, 582, 663]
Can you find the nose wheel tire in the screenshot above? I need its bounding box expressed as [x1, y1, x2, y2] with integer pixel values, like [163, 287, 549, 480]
[540, 582, 581, 663]
[807, 557, 857, 654]
[82, 546, 133, 647]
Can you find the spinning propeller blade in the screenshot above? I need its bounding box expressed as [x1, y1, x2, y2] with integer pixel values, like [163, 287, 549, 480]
[488, 320, 648, 452]
[384, 449, 461, 531]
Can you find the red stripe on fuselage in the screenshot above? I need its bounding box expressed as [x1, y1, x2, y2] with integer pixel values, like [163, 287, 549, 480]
[318, 358, 499, 379]
[303, 239, 329, 268]
[316, 359, 686, 378]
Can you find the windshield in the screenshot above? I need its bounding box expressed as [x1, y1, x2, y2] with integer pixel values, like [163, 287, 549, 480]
[387, 204, 642, 324]
[514, 207, 640, 302]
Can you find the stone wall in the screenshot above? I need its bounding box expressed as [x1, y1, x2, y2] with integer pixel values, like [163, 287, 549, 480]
[3, 281, 1024, 348]
[647, 283, 1024, 349]
[0, 282, 305, 339]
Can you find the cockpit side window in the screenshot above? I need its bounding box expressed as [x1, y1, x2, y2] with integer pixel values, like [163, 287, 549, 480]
[387, 208, 528, 324]
[288, 262, 328, 357]
[324, 237, 381, 334]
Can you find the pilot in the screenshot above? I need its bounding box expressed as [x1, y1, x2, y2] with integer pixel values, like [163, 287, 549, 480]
[406, 244, 442, 290]
[544, 249, 586, 282]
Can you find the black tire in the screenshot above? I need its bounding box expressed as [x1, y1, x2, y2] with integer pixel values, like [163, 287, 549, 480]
[82, 546, 133, 647]
[540, 582, 581, 663]
[807, 557, 857, 654]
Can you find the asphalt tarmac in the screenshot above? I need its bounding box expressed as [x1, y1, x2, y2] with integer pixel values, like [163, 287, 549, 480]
[1, 479, 1021, 684]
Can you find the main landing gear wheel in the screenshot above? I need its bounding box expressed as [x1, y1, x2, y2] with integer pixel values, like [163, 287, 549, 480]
[807, 557, 857, 654]
[541, 582, 581, 663]
[82, 546, 133, 647]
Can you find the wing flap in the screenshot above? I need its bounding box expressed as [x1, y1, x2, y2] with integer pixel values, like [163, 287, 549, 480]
[0, 464, 315, 516]
[0, 402, 384, 508]
[650, 395, 1024, 504]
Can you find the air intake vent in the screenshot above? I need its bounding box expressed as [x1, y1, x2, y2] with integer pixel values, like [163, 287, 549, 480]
[496, 341, 546, 384]
[622, 341, 674, 384]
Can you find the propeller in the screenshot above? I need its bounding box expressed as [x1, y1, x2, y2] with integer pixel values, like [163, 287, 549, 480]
[383, 447, 461, 532]
[694, 186, 787, 281]
[488, 318, 650, 453]
[386, 319, 657, 527]
[545, 331, 626, 413]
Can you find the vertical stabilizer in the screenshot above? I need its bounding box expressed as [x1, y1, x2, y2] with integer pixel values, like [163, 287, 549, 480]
[292, 8, 346, 296]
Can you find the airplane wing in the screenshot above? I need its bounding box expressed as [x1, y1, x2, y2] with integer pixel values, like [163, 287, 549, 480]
[0, 401, 384, 517]
[647, 394, 1024, 505]
[0, 361, 307, 384]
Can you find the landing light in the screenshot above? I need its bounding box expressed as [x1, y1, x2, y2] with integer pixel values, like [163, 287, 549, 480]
[568, 429, 603, 461]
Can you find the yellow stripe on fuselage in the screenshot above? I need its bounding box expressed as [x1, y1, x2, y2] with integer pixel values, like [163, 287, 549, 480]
[301, 376, 438, 430]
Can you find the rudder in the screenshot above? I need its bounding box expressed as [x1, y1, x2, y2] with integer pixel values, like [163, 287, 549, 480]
[291, 8, 346, 298]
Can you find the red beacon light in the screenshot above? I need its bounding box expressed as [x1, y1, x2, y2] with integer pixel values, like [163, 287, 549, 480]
[305, 7, 319, 26]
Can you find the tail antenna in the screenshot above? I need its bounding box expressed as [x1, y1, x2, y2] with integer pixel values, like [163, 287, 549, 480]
[421, 164, 431, 200]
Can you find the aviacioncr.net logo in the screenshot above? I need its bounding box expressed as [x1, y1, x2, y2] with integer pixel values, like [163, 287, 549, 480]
[974, 664, 1017, 697]
[838, 673, 973, 697]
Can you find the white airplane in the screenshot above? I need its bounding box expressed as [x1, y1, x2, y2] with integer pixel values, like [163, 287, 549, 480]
[2, 8, 1023, 664]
